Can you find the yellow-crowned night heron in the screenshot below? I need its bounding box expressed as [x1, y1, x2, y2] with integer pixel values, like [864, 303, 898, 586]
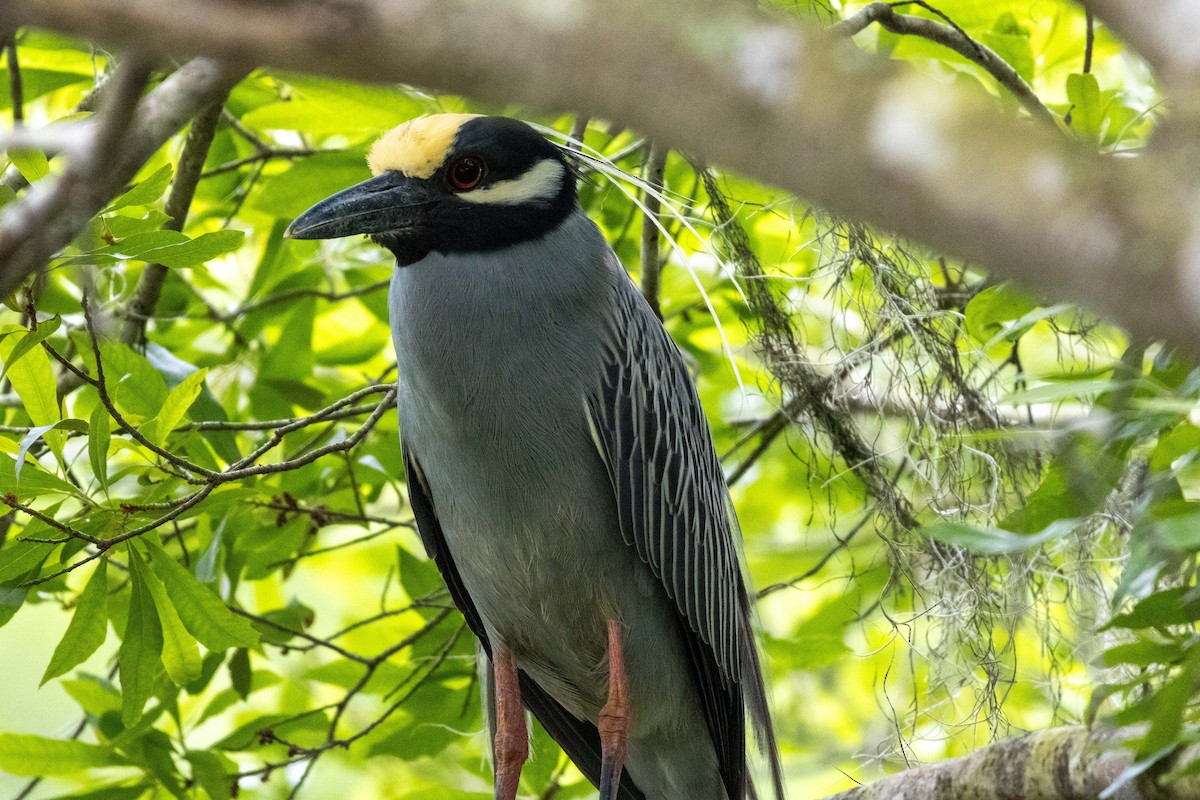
[287, 114, 784, 800]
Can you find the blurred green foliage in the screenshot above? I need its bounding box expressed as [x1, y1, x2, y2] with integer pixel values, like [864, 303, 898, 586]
[0, 3, 1192, 799]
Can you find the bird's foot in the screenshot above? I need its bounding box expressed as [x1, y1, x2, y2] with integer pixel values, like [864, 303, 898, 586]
[493, 645, 528, 800]
[598, 619, 629, 800]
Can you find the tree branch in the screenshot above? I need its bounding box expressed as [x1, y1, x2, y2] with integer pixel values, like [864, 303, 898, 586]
[834, 1, 1055, 125]
[822, 725, 1200, 800]
[1080, 0, 1200, 87]
[696, 164, 920, 530]
[0, 55, 154, 284]
[121, 86, 231, 346]
[5, 34, 24, 125]
[0, 56, 238, 296]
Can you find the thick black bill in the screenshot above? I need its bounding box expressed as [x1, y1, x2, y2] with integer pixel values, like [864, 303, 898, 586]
[285, 172, 434, 240]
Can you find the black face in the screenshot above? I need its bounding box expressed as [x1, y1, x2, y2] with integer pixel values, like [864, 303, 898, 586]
[286, 117, 577, 266]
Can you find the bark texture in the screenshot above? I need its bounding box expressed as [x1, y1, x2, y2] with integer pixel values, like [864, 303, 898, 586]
[825, 726, 1199, 800]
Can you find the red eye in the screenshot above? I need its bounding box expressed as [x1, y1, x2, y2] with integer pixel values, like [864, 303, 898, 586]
[447, 156, 486, 191]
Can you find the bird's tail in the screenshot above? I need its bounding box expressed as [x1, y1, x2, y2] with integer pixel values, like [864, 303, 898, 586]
[741, 605, 786, 799]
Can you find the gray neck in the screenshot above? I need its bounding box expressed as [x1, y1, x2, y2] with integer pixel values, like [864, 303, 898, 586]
[386, 210, 620, 448]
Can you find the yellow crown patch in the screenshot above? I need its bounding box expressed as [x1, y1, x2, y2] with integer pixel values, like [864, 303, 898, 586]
[367, 113, 481, 179]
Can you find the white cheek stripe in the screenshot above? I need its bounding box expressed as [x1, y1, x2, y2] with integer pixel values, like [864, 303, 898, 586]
[458, 159, 564, 205]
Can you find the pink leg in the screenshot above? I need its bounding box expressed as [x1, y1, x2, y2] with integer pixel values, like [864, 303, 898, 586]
[492, 645, 528, 800]
[598, 619, 629, 800]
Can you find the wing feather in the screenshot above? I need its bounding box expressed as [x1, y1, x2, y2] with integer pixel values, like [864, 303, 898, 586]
[585, 273, 784, 799]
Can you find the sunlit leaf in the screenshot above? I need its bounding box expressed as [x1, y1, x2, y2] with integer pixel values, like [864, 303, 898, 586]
[135, 548, 202, 686]
[41, 559, 109, 684]
[120, 545, 164, 726]
[89, 403, 111, 492]
[106, 164, 174, 211]
[0, 734, 130, 776]
[143, 538, 259, 650]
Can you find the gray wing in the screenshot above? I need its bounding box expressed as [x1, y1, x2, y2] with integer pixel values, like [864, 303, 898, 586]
[584, 272, 784, 799]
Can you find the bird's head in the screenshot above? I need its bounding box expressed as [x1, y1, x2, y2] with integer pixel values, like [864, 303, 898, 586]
[285, 114, 577, 265]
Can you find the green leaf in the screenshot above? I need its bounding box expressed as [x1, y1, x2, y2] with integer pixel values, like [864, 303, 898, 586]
[0, 733, 130, 776]
[15, 418, 88, 487]
[0, 449, 86, 500]
[1000, 377, 1118, 405]
[0, 323, 61, 428]
[91, 230, 186, 260]
[138, 231, 245, 269]
[135, 547, 202, 686]
[1099, 640, 1182, 668]
[106, 164, 174, 211]
[61, 674, 122, 718]
[212, 710, 329, 751]
[0, 584, 28, 628]
[397, 544, 441, 601]
[1000, 435, 1124, 533]
[228, 648, 251, 701]
[1067, 72, 1105, 142]
[42, 559, 109, 684]
[0, 315, 61, 383]
[120, 545, 164, 726]
[65, 230, 243, 270]
[248, 596, 314, 644]
[104, 208, 172, 239]
[185, 749, 236, 800]
[1099, 746, 1179, 800]
[981, 30, 1033, 84]
[8, 149, 50, 183]
[366, 712, 460, 760]
[963, 284, 1063, 347]
[1105, 588, 1200, 630]
[153, 369, 206, 446]
[243, 73, 426, 135]
[251, 152, 371, 219]
[38, 784, 150, 800]
[89, 403, 112, 492]
[0, 539, 56, 582]
[143, 538, 259, 650]
[921, 519, 1079, 554]
[1142, 667, 1195, 757]
[70, 334, 169, 418]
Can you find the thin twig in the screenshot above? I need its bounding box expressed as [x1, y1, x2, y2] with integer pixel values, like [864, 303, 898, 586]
[834, 2, 1055, 125]
[639, 141, 668, 320]
[201, 147, 323, 178]
[228, 607, 371, 665]
[83, 294, 217, 481]
[567, 115, 590, 151]
[5, 34, 23, 125]
[122, 86, 232, 346]
[0, 57, 237, 295]
[221, 279, 390, 322]
[0, 497, 102, 545]
[756, 509, 874, 597]
[178, 395, 391, 431]
[1083, 9, 1095, 74]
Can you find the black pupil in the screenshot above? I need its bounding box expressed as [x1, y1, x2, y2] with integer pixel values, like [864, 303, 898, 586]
[452, 158, 482, 188]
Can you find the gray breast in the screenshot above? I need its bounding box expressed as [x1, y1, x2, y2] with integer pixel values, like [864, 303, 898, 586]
[388, 212, 644, 713]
